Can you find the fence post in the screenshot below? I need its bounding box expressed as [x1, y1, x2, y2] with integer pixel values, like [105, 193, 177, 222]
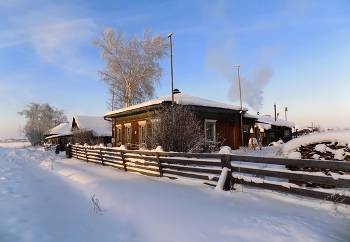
[120, 151, 127, 172]
[69, 144, 72, 158]
[85, 147, 88, 162]
[156, 152, 163, 177]
[66, 144, 72, 158]
[221, 154, 232, 191]
[100, 148, 104, 166]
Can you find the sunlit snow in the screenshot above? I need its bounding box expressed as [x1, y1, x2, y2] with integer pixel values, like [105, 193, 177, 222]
[0, 141, 349, 241]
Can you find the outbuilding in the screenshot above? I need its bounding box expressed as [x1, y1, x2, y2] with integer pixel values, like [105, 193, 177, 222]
[44, 122, 72, 151]
[244, 113, 295, 146]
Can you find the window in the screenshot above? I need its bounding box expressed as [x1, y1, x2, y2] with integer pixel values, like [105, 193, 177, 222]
[270, 132, 275, 138]
[125, 123, 131, 144]
[243, 125, 250, 133]
[284, 130, 290, 137]
[205, 119, 216, 141]
[115, 124, 122, 144]
[138, 121, 146, 144]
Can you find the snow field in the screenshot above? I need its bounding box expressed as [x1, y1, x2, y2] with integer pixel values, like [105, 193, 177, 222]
[0, 143, 350, 241]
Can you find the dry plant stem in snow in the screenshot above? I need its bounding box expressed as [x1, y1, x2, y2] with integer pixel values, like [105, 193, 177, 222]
[91, 194, 102, 215]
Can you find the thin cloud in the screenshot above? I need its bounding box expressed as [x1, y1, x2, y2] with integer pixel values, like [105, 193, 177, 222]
[29, 19, 96, 60]
[1, 4, 98, 75]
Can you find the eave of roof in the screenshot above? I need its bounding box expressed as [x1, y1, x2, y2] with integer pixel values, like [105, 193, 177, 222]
[104, 93, 247, 118]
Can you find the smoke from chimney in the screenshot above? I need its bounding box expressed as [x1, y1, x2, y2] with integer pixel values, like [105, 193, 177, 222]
[206, 42, 275, 111]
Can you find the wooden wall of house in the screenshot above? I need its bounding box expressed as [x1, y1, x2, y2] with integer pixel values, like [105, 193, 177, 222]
[114, 120, 143, 150]
[216, 120, 240, 150]
[199, 119, 240, 150]
[112, 110, 244, 150]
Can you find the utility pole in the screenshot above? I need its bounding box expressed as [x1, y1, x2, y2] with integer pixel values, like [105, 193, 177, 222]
[234, 65, 244, 148]
[168, 31, 174, 105]
[274, 103, 277, 121]
[285, 107, 288, 121]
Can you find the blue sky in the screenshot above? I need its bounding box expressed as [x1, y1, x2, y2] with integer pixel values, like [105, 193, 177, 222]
[1, 0, 350, 139]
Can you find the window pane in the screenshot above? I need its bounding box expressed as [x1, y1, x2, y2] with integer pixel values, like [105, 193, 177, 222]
[116, 128, 121, 143]
[141, 126, 145, 143]
[243, 125, 250, 133]
[126, 127, 131, 143]
[206, 123, 214, 140]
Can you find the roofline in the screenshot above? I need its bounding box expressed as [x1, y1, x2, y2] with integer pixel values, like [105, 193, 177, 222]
[104, 103, 163, 119]
[104, 102, 242, 119]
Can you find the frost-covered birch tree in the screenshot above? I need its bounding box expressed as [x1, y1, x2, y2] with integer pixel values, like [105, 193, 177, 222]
[91, 27, 168, 110]
[18, 103, 68, 146]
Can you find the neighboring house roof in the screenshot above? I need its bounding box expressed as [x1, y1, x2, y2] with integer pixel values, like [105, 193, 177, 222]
[256, 122, 272, 131]
[294, 124, 312, 132]
[104, 93, 248, 118]
[73, 116, 111, 136]
[244, 113, 295, 129]
[45, 122, 72, 139]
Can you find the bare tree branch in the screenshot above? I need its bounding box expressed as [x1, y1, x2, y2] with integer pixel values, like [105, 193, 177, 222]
[91, 27, 168, 109]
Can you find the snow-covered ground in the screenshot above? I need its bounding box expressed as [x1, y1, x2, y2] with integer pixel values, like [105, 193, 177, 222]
[1, 142, 350, 241]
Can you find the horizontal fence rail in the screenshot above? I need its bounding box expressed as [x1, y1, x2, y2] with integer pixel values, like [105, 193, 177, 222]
[230, 155, 350, 205]
[68, 145, 350, 205]
[69, 145, 223, 184]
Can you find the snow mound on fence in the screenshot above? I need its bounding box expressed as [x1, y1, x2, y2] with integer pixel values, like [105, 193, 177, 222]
[218, 146, 232, 154]
[153, 146, 164, 152]
[283, 130, 350, 157]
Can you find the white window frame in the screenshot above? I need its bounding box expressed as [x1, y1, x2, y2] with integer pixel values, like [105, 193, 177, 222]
[138, 121, 147, 144]
[204, 119, 217, 142]
[124, 123, 132, 144]
[115, 124, 122, 144]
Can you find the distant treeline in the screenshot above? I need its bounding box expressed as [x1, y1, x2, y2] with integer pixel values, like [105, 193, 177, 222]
[0, 139, 29, 143]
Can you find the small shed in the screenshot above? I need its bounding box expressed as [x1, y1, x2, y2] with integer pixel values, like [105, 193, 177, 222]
[244, 114, 295, 146]
[44, 122, 72, 151]
[294, 124, 313, 137]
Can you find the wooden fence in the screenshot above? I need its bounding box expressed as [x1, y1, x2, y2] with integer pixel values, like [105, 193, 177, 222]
[68, 145, 350, 205]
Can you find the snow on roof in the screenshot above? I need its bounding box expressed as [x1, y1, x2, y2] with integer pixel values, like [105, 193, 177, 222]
[104, 93, 247, 117]
[256, 122, 272, 130]
[295, 124, 312, 131]
[284, 130, 350, 155]
[46, 122, 72, 136]
[73, 116, 111, 136]
[45, 132, 71, 139]
[245, 113, 295, 128]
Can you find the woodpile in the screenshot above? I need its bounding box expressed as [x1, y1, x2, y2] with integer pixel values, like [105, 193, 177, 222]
[297, 142, 350, 161]
[287, 142, 350, 188]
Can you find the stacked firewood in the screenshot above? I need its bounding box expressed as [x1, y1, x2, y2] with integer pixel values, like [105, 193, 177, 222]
[287, 142, 350, 188]
[296, 142, 350, 161]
